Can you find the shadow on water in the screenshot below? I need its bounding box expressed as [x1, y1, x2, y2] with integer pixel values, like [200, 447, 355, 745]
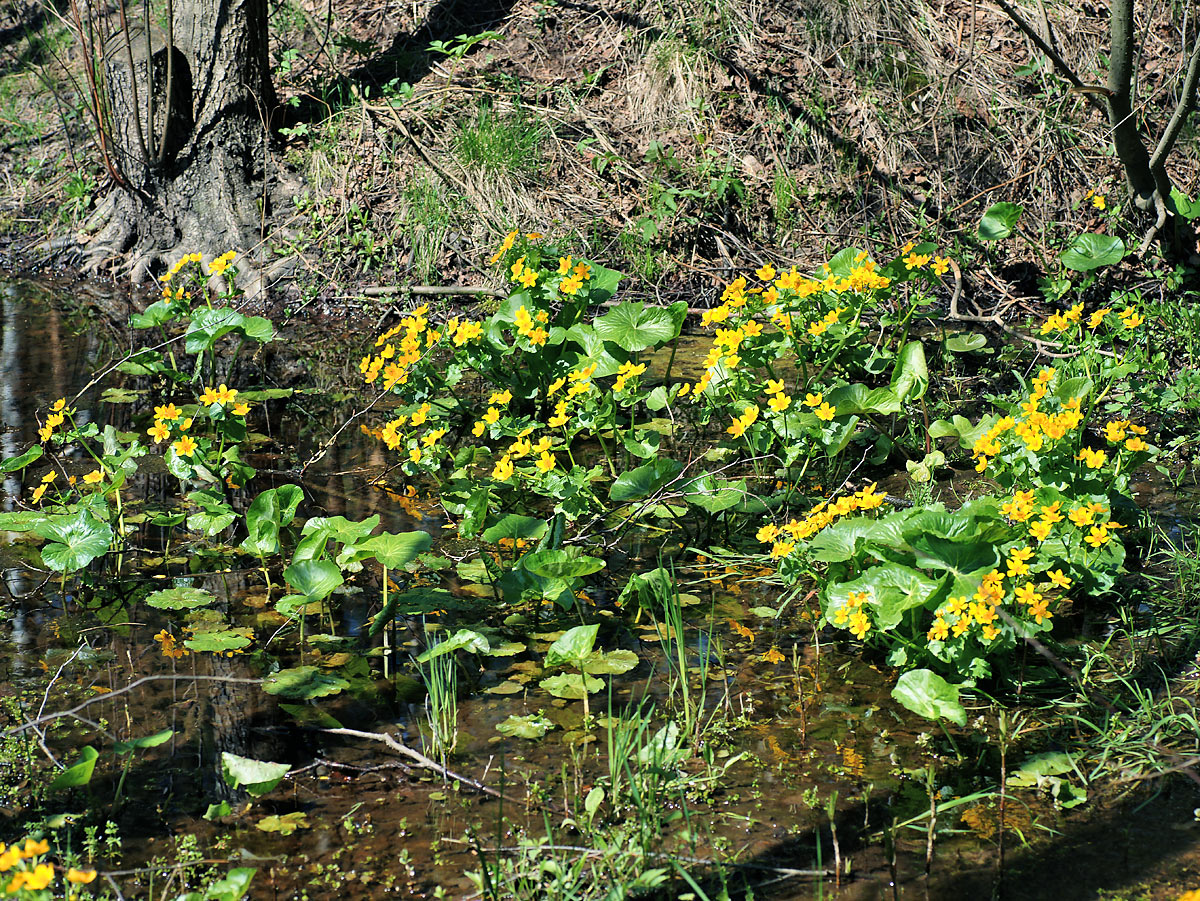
[1, 275, 1199, 899]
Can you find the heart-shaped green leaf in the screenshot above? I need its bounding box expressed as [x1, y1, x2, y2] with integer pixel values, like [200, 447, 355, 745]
[262, 665, 349, 699]
[978, 202, 1022, 241]
[220, 751, 290, 796]
[145, 586, 216, 610]
[1060, 233, 1125, 271]
[892, 669, 967, 725]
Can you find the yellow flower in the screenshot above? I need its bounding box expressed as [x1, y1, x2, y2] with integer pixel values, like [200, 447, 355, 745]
[848, 609, 871, 639]
[814, 402, 836, 422]
[233, 402, 251, 417]
[200, 386, 221, 405]
[756, 523, 778, 543]
[1065, 507, 1093, 529]
[558, 256, 573, 275]
[148, 421, 171, 442]
[927, 618, 949, 641]
[762, 647, 785, 664]
[755, 263, 776, 281]
[493, 456, 514, 481]
[803, 392, 823, 408]
[1076, 447, 1107, 469]
[21, 839, 49, 858]
[932, 256, 950, 276]
[1088, 307, 1111, 328]
[560, 274, 583, 295]
[509, 256, 526, 281]
[489, 389, 513, 406]
[1029, 519, 1052, 542]
[767, 393, 791, 412]
[83, 468, 105, 484]
[766, 379, 785, 395]
[1125, 436, 1149, 452]
[67, 868, 98, 884]
[51, 398, 67, 413]
[535, 451, 556, 473]
[1092, 194, 1106, 210]
[490, 230, 517, 264]
[519, 269, 539, 288]
[173, 435, 198, 457]
[1085, 525, 1112, 548]
[1046, 569, 1072, 590]
[422, 428, 446, 447]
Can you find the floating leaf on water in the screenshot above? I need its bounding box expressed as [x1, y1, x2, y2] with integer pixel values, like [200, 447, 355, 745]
[99, 387, 141, 403]
[943, 333, 989, 354]
[496, 713, 555, 739]
[256, 812, 310, 835]
[145, 586, 217, 610]
[484, 681, 524, 695]
[485, 641, 527, 657]
[221, 752, 291, 797]
[277, 703, 343, 729]
[262, 666, 349, 700]
[521, 548, 605, 580]
[0, 510, 46, 532]
[581, 649, 639, 675]
[184, 630, 252, 653]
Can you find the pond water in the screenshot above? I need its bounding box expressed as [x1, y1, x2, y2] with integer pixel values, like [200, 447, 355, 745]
[1, 276, 1199, 900]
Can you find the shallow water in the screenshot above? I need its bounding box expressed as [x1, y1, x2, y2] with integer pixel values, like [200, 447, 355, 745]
[1, 276, 1198, 900]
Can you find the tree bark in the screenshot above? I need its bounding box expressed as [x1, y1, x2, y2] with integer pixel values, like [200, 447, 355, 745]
[83, 0, 279, 289]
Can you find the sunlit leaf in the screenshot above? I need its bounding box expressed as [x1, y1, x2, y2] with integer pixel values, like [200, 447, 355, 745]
[261, 666, 348, 700]
[540, 672, 604, 699]
[49, 746, 98, 791]
[496, 713, 556, 739]
[892, 669, 967, 725]
[978, 202, 1022, 241]
[256, 812, 310, 835]
[1060, 233, 1125, 271]
[145, 586, 216, 610]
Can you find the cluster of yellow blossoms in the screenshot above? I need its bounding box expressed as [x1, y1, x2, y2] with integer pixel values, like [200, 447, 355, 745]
[1041, 302, 1144, 335]
[971, 368, 1085, 471]
[507, 250, 593, 297]
[1, 838, 96, 893]
[207, 250, 238, 277]
[38, 398, 72, 443]
[756, 482, 888, 559]
[155, 628, 190, 659]
[926, 554, 1073, 645]
[513, 304, 549, 346]
[145, 390, 249, 460]
[613, 361, 646, 393]
[1001, 490, 1124, 549]
[360, 305, 440, 387]
[831, 590, 872, 639]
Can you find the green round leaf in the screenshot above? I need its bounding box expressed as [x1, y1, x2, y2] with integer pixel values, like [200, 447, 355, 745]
[891, 669, 967, 725]
[360, 530, 433, 568]
[496, 713, 556, 739]
[540, 672, 604, 699]
[145, 586, 217, 610]
[262, 665, 349, 699]
[1060, 233, 1126, 271]
[977, 201, 1023, 241]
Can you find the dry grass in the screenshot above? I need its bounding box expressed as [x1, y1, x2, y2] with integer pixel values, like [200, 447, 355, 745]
[3, 0, 1199, 306]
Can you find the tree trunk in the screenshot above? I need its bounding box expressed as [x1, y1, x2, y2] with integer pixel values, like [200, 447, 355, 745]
[83, 0, 279, 289]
